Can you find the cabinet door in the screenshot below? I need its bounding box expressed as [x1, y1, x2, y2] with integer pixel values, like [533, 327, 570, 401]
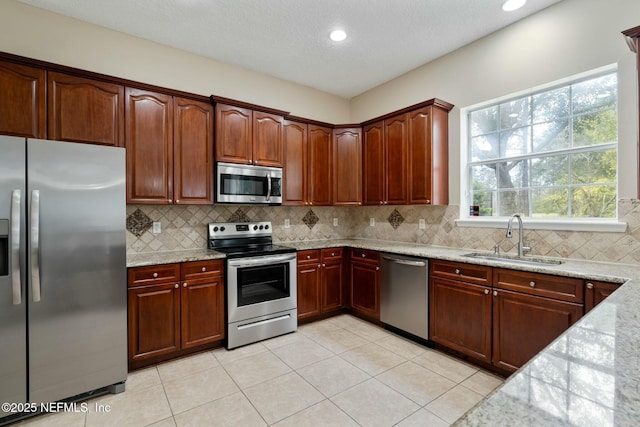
[350, 261, 380, 320]
[408, 107, 432, 204]
[362, 122, 385, 205]
[128, 283, 180, 363]
[430, 277, 492, 364]
[253, 111, 283, 167]
[126, 88, 174, 204]
[173, 97, 214, 204]
[297, 262, 322, 319]
[585, 281, 619, 313]
[48, 72, 124, 147]
[181, 277, 225, 349]
[332, 127, 362, 206]
[283, 120, 308, 205]
[308, 125, 332, 206]
[384, 114, 408, 204]
[215, 103, 252, 164]
[322, 259, 343, 312]
[492, 289, 583, 373]
[0, 61, 45, 138]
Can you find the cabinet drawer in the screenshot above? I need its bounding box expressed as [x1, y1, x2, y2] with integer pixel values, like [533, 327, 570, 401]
[181, 259, 224, 282]
[128, 264, 180, 288]
[298, 250, 321, 264]
[351, 248, 379, 264]
[431, 260, 492, 286]
[494, 269, 583, 303]
[322, 247, 343, 261]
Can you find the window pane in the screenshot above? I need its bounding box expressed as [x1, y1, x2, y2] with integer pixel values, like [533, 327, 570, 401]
[572, 74, 617, 115]
[498, 189, 530, 216]
[571, 185, 616, 218]
[470, 106, 498, 136]
[497, 160, 528, 190]
[532, 188, 569, 217]
[471, 164, 497, 190]
[532, 120, 570, 153]
[500, 128, 530, 158]
[533, 87, 570, 123]
[571, 149, 616, 184]
[471, 134, 499, 161]
[500, 98, 530, 130]
[531, 155, 569, 187]
[573, 109, 617, 147]
[471, 191, 496, 216]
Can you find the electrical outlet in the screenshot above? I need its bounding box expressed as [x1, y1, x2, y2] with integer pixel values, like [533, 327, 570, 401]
[284, 219, 290, 229]
[333, 218, 339, 227]
[152, 221, 161, 234]
[419, 219, 426, 229]
[369, 217, 375, 227]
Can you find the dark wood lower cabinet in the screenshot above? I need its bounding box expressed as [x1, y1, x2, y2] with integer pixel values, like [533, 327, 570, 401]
[430, 277, 492, 364]
[492, 289, 583, 372]
[127, 260, 224, 369]
[350, 249, 380, 320]
[297, 259, 322, 320]
[322, 259, 343, 312]
[585, 280, 620, 313]
[297, 248, 344, 321]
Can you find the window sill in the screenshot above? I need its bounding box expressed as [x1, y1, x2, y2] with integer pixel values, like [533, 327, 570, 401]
[455, 218, 627, 233]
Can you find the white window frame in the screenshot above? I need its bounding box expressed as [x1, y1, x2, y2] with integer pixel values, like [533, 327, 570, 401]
[457, 65, 627, 233]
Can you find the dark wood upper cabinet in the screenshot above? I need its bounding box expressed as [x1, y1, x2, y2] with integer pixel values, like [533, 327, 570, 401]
[253, 111, 283, 167]
[125, 88, 174, 204]
[308, 124, 332, 206]
[362, 122, 385, 205]
[173, 97, 214, 204]
[384, 114, 409, 205]
[215, 103, 283, 166]
[48, 72, 124, 147]
[332, 127, 362, 206]
[0, 61, 45, 138]
[215, 103, 252, 164]
[283, 120, 308, 205]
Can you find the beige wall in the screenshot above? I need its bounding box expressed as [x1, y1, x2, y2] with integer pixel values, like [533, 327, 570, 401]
[351, 0, 640, 201]
[0, 0, 350, 124]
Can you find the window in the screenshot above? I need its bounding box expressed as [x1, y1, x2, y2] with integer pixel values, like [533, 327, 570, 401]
[466, 71, 617, 220]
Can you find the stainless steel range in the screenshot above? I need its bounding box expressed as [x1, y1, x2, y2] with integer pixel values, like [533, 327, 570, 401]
[208, 222, 297, 349]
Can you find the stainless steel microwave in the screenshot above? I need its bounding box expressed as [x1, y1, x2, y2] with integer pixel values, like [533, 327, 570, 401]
[216, 162, 283, 204]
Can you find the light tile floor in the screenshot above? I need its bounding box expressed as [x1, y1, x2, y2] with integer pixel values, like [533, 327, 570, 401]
[15, 315, 504, 427]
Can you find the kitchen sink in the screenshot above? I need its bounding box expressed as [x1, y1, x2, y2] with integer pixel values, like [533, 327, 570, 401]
[463, 252, 564, 266]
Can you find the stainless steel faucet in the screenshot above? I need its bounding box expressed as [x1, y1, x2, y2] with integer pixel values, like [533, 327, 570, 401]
[506, 214, 531, 257]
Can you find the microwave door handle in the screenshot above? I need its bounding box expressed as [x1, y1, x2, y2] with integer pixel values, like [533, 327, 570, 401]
[266, 172, 271, 201]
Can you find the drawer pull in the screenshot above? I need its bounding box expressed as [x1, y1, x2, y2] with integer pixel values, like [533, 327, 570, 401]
[362, 254, 366, 258]
[322, 263, 326, 267]
[484, 289, 489, 295]
[530, 281, 536, 288]
[493, 290, 498, 296]
[586, 282, 594, 289]
[376, 266, 380, 271]
[331, 252, 335, 256]
[153, 272, 158, 278]
[307, 255, 311, 259]
[183, 283, 187, 287]
[202, 267, 206, 272]
[174, 284, 179, 289]
[455, 269, 461, 275]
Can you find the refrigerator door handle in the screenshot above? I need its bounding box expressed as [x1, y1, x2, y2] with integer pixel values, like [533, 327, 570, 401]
[30, 190, 41, 302]
[11, 189, 22, 305]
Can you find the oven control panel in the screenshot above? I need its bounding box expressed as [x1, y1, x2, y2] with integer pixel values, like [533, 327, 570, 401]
[208, 221, 272, 239]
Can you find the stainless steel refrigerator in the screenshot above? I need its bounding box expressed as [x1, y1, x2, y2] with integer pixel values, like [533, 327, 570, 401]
[0, 136, 127, 422]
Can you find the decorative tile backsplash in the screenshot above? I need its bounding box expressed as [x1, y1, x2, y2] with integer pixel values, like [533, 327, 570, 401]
[127, 199, 640, 264]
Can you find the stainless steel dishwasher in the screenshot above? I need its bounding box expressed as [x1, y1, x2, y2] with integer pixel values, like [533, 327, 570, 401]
[380, 253, 429, 340]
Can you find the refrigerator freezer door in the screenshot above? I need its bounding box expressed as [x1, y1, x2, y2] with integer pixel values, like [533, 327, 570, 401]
[0, 135, 27, 412]
[27, 139, 127, 403]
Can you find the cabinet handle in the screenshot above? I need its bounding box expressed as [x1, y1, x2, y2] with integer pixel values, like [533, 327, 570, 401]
[426, 200, 431, 204]
[455, 269, 461, 275]
[249, 160, 253, 164]
[310, 202, 313, 206]
[530, 281, 536, 288]
[307, 255, 311, 259]
[322, 263, 326, 267]
[174, 284, 179, 289]
[484, 289, 489, 295]
[153, 272, 158, 278]
[586, 282, 594, 289]
[361, 254, 366, 258]
[379, 201, 383, 205]
[376, 266, 380, 271]
[202, 267, 206, 272]
[318, 264, 322, 268]
[175, 199, 180, 204]
[183, 283, 187, 287]
[168, 199, 172, 203]
[493, 290, 498, 296]
[331, 252, 335, 256]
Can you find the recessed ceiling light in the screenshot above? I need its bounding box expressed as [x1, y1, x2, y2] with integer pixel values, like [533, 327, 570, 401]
[502, 0, 526, 12]
[329, 29, 347, 42]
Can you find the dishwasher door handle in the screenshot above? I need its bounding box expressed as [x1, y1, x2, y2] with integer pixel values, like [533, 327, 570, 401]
[381, 255, 426, 267]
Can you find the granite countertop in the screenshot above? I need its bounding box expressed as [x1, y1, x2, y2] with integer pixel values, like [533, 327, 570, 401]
[127, 238, 640, 426]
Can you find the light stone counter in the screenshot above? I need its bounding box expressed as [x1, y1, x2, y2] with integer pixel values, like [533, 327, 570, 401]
[127, 239, 640, 426]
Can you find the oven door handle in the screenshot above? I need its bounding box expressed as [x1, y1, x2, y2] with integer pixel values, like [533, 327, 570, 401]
[228, 253, 296, 268]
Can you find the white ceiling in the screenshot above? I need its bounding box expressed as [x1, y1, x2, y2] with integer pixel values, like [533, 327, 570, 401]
[18, 0, 564, 99]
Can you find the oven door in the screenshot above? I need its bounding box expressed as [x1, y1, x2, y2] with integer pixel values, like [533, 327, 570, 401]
[216, 162, 282, 204]
[227, 253, 296, 323]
